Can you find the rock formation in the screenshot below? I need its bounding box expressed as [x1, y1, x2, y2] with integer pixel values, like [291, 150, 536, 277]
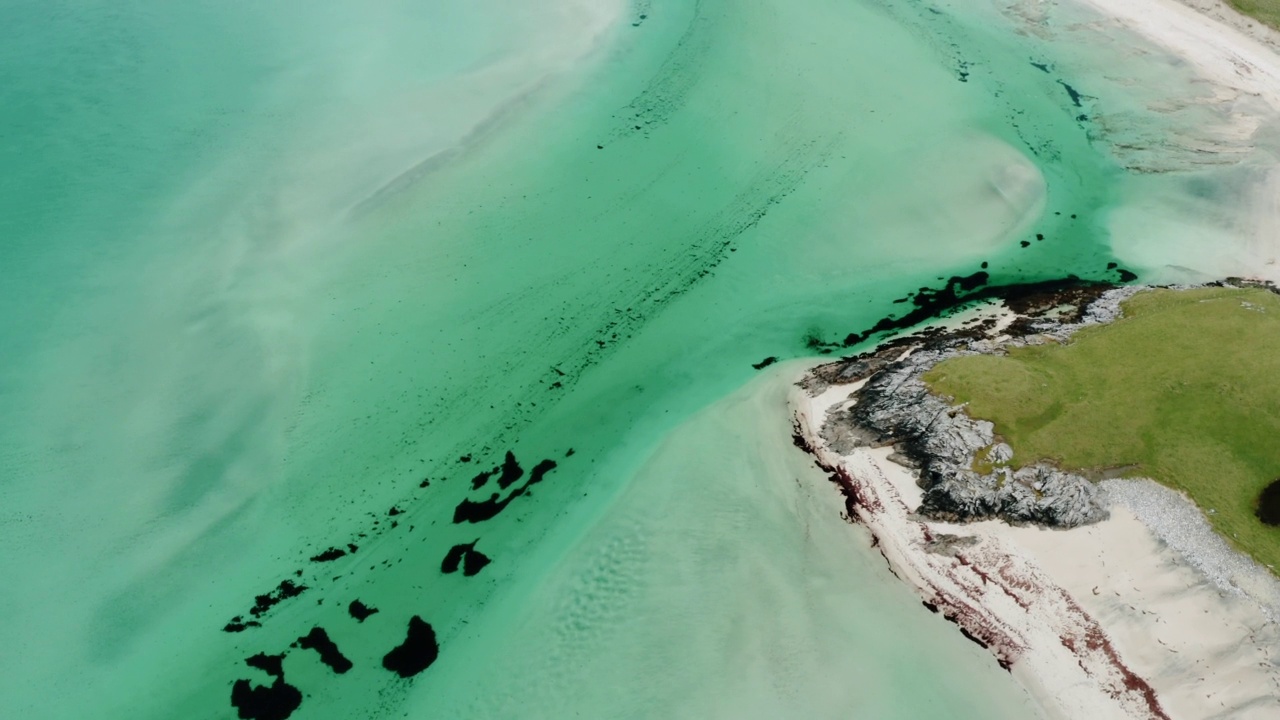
[814, 285, 1131, 528]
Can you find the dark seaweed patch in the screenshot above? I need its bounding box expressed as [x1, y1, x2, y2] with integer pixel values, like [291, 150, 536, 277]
[1030, 61, 1050, 73]
[1116, 268, 1138, 282]
[463, 549, 491, 576]
[1020, 240, 1030, 248]
[496, 451, 524, 490]
[469, 467, 497, 491]
[838, 271, 989, 348]
[752, 356, 779, 370]
[382, 616, 440, 678]
[231, 653, 302, 720]
[348, 600, 378, 622]
[229, 580, 308, 630]
[441, 541, 473, 574]
[309, 547, 346, 563]
[296, 628, 352, 674]
[253, 580, 308, 618]
[245, 653, 285, 677]
[1058, 79, 1084, 107]
[442, 540, 492, 577]
[453, 459, 558, 524]
[823, 273, 1109, 351]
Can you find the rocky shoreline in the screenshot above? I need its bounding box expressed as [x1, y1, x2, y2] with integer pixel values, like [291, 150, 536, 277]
[791, 277, 1280, 719]
[804, 279, 1278, 529]
[800, 281, 1145, 528]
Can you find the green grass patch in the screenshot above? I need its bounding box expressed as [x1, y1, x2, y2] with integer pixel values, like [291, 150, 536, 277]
[924, 287, 1280, 573]
[1227, 1, 1280, 30]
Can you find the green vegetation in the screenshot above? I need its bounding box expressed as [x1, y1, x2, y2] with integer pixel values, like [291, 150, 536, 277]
[923, 287, 1280, 572]
[1228, 1, 1280, 30]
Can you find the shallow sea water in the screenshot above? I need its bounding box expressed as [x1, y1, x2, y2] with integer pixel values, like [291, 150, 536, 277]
[2, 0, 1277, 718]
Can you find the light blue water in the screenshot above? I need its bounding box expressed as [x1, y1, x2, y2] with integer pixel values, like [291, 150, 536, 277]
[2, 0, 1273, 718]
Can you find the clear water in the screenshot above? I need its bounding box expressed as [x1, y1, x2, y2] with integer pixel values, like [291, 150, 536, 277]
[1, 0, 1274, 718]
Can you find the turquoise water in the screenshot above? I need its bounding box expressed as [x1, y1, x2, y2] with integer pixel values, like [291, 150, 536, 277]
[1, 0, 1272, 718]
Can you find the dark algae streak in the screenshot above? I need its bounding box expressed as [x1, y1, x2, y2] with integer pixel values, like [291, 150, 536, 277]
[224, 617, 262, 633]
[226, 580, 308, 631]
[230, 653, 303, 720]
[295, 627, 353, 674]
[309, 547, 348, 563]
[1058, 79, 1084, 107]
[812, 264, 1128, 353]
[752, 356, 779, 370]
[382, 616, 440, 678]
[252, 580, 308, 617]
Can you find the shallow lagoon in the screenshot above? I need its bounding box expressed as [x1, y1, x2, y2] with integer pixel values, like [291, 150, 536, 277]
[2, 0, 1276, 717]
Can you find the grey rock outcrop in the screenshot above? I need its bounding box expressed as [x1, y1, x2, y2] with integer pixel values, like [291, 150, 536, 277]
[819, 312, 1113, 529]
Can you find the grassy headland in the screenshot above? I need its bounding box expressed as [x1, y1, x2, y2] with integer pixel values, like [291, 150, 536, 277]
[1228, 1, 1280, 30]
[923, 286, 1280, 572]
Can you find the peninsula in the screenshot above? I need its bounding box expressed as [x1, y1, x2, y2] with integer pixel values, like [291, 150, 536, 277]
[792, 282, 1280, 718]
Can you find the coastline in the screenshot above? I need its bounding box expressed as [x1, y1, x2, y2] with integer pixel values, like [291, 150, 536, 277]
[789, 290, 1280, 719]
[1068, 0, 1280, 282]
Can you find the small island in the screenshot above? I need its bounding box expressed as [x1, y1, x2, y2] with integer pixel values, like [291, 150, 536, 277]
[794, 280, 1280, 720]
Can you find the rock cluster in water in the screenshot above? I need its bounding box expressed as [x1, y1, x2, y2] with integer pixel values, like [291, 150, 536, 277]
[810, 281, 1140, 528]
